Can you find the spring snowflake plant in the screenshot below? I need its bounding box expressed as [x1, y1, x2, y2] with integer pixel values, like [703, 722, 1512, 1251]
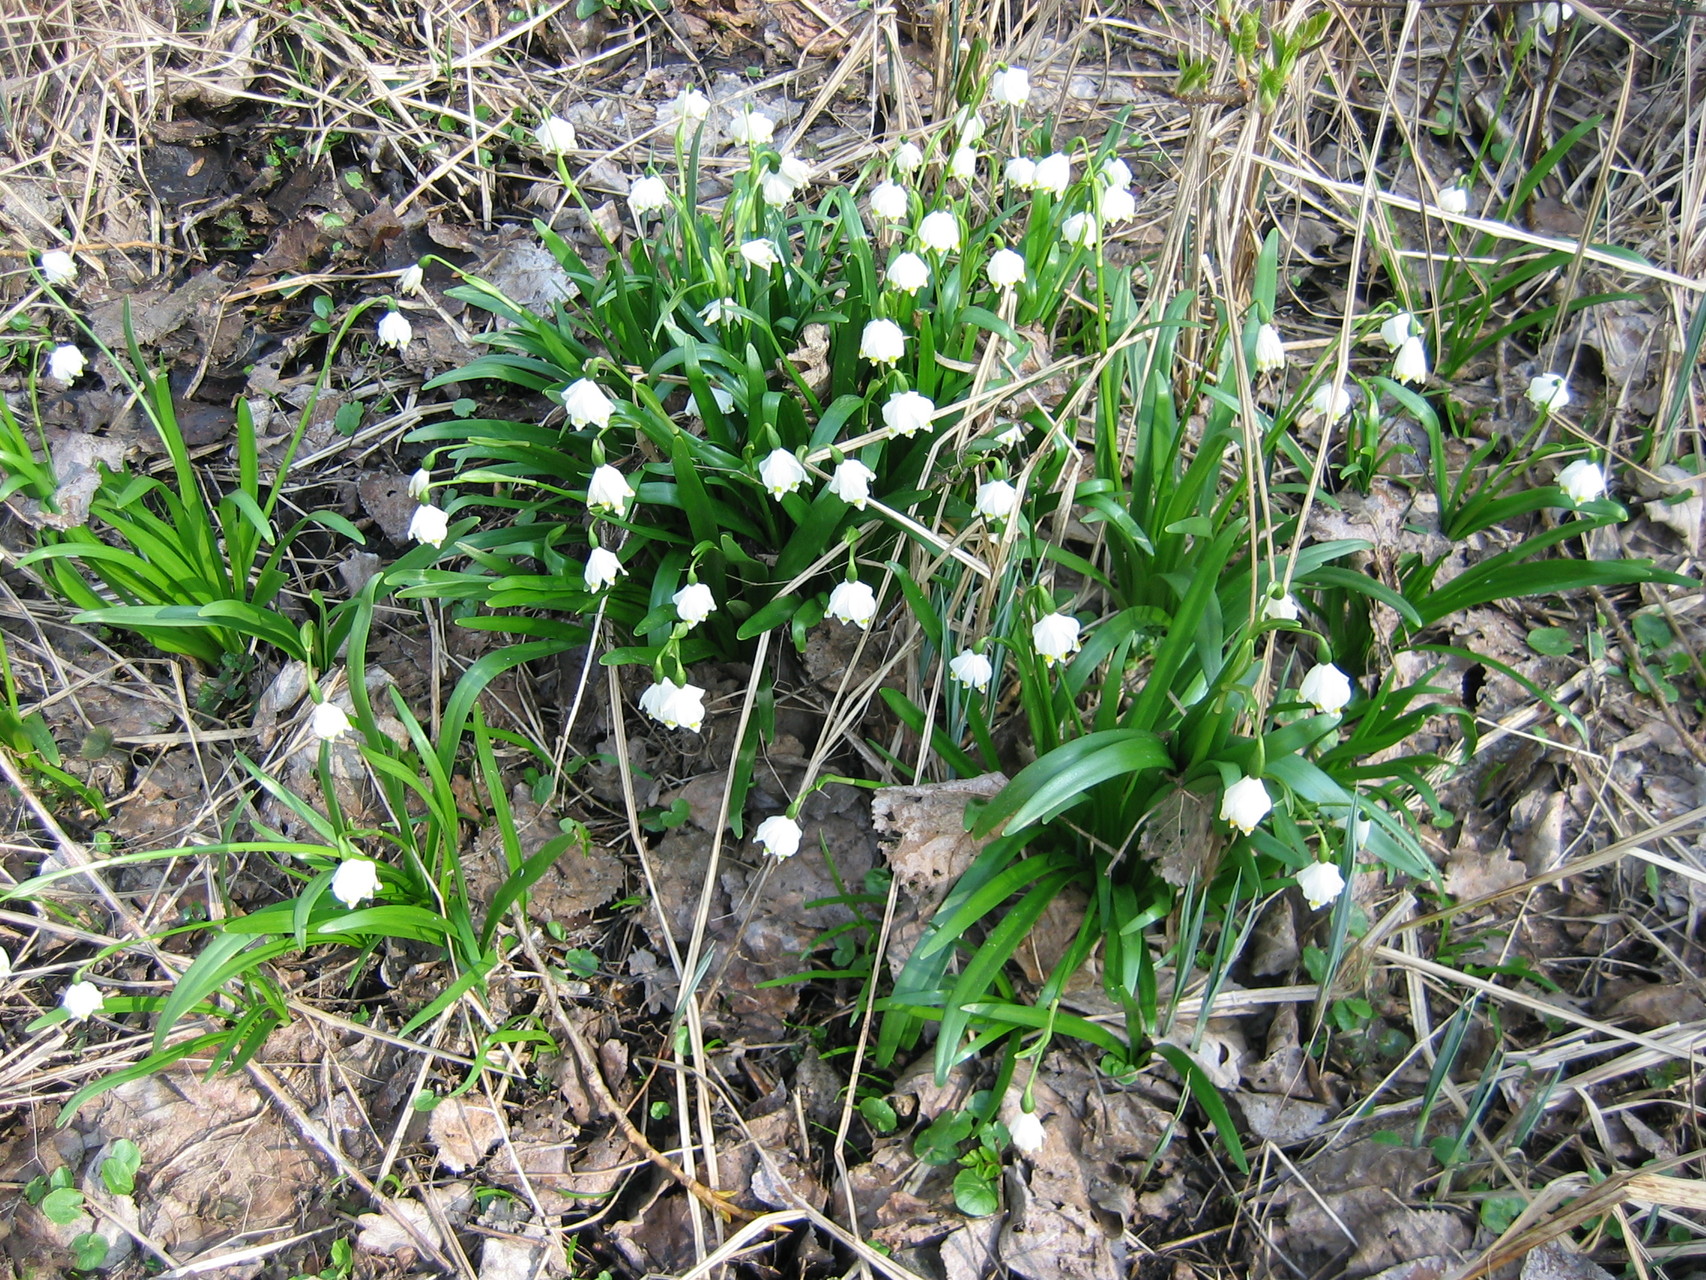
[398, 79, 1143, 825]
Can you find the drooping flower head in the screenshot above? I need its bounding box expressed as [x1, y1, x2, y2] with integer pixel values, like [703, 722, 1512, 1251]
[990, 66, 1031, 106]
[409, 503, 450, 547]
[377, 311, 413, 351]
[1526, 373, 1571, 412]
[1253, 324, 1286, 373]
[628, 175, 671, 217]
[949, 649, 994, 691]
[535, 115, 577, 154]
[640, 679, 707, 732]
[918, 210, 961, 254]
[755, 815, 803, 859]
[888, 252, 930, 294]
[584, 546, 625, 592]
[827, 580, 878, 628]
[758, 448, 807, 499]
[586, 464, 635, 515]
[673, 582, 717, 628]
[1295, 860, 1346, 911]
[740, 238, 782, 270]
[62, 980, 103, 1021]
[1299, 663, 1353, 715]
[976, 479, 1018, 521]
[1557, 458, 1606, 505]
[331, 858, 381, 908]
[860, 319, 906, 365]
[1220, 775, 1272, 834]
[870, 182, 909, 221]
[988, 248, 1025, 290]
[881, 390, 934, 438]
[729, 108, 775, 145]
[1391, 335, 1429, 385]
[562, 378, 615, 429]
[39, 250, 76, 285]
[828, 458, 877, 509]
[1033, 152, 1071, 197]
[46, 345, 85, 382]
[311, 700, 352, 741]
[1032, 612, 1081, 666]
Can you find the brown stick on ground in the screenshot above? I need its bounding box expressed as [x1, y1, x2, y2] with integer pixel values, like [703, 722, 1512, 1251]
[523, 927, 760, 1224]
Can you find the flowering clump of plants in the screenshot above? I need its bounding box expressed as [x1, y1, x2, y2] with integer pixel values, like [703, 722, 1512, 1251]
[373, 59, 1688, 1145]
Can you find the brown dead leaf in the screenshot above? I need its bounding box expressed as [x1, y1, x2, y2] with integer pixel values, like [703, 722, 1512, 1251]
[90, 265, 233, 351]
[1235, 1090, 1333, 1145]
[429, 1092, 503, 1172]
[1600, 981, 1706, 1029]
[872, 774, 1006, 976]
[81, 1065, 322, 1255]
[1642, 464, 1703, 554]
[166, 17, 259, 108]
[786, 322, 831, 396]
[1139, 786, 1222, 887]
[771, 0, 857, 54]
[355, 1183, 471, 1257]
[467, 785, 624, 924]
[358, 469, 418, 543]
[1521, 1241, 1616, 1280]
[1250, 894, 1300, 976]
[1001, 1175, 1119, 1280]
[1444, 845, 1529, 899]
[479, 239, 579, 312]
[6, 428, 126, 530]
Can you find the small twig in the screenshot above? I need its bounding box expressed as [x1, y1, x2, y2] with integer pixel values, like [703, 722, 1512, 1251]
[519, 929, 758, 1223]
[243, 1061, 466, 1276]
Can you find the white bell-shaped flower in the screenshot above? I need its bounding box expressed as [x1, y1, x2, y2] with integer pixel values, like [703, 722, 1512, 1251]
[860, 319, 906, 365]
[1032, 612, 1081, 665]
[976, 479, 1018, 521]
[881, 390, 934, 438]
[61, 980, 103, 1021]
[584, 546, 625, 592]
[828, 458, 877, 509]
[758, 448, 808, 499]
[827, 580, 878, 628]
[673, 582, 717, 627]
[1299, 663, 1353, 715]
[586, 464, 635, 515]
[331, 858, 381, 908]
[1557, 458, 1606, 505]
[870, 182, 909, 221]
[1219, 776, 1272, 834]
[310, 700, 352, 741]
[888, 252, 930, 294]
[990, 67, 1031, 106]
[562, 378, 615, 429]
[755, 815, 803, 859]
[1295, 860, 1346, 911]
[1526, 373, 1570, 412]
[949, 649, 994, 691]
[46, 345, 86, 382]
[408, 503, 450, 547]
[377, 311, 413, 350]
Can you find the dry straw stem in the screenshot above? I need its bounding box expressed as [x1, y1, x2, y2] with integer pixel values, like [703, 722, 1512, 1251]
[1461, 1157, 1706, 1278]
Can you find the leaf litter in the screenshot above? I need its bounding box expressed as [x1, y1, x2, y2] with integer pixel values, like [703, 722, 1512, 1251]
[2, 0, 1705, 1277]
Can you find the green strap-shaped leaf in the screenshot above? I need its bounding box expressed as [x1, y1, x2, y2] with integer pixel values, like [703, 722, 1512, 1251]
[1153, 1042, 1248, 1173]
[971, 728, 1171, 838]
